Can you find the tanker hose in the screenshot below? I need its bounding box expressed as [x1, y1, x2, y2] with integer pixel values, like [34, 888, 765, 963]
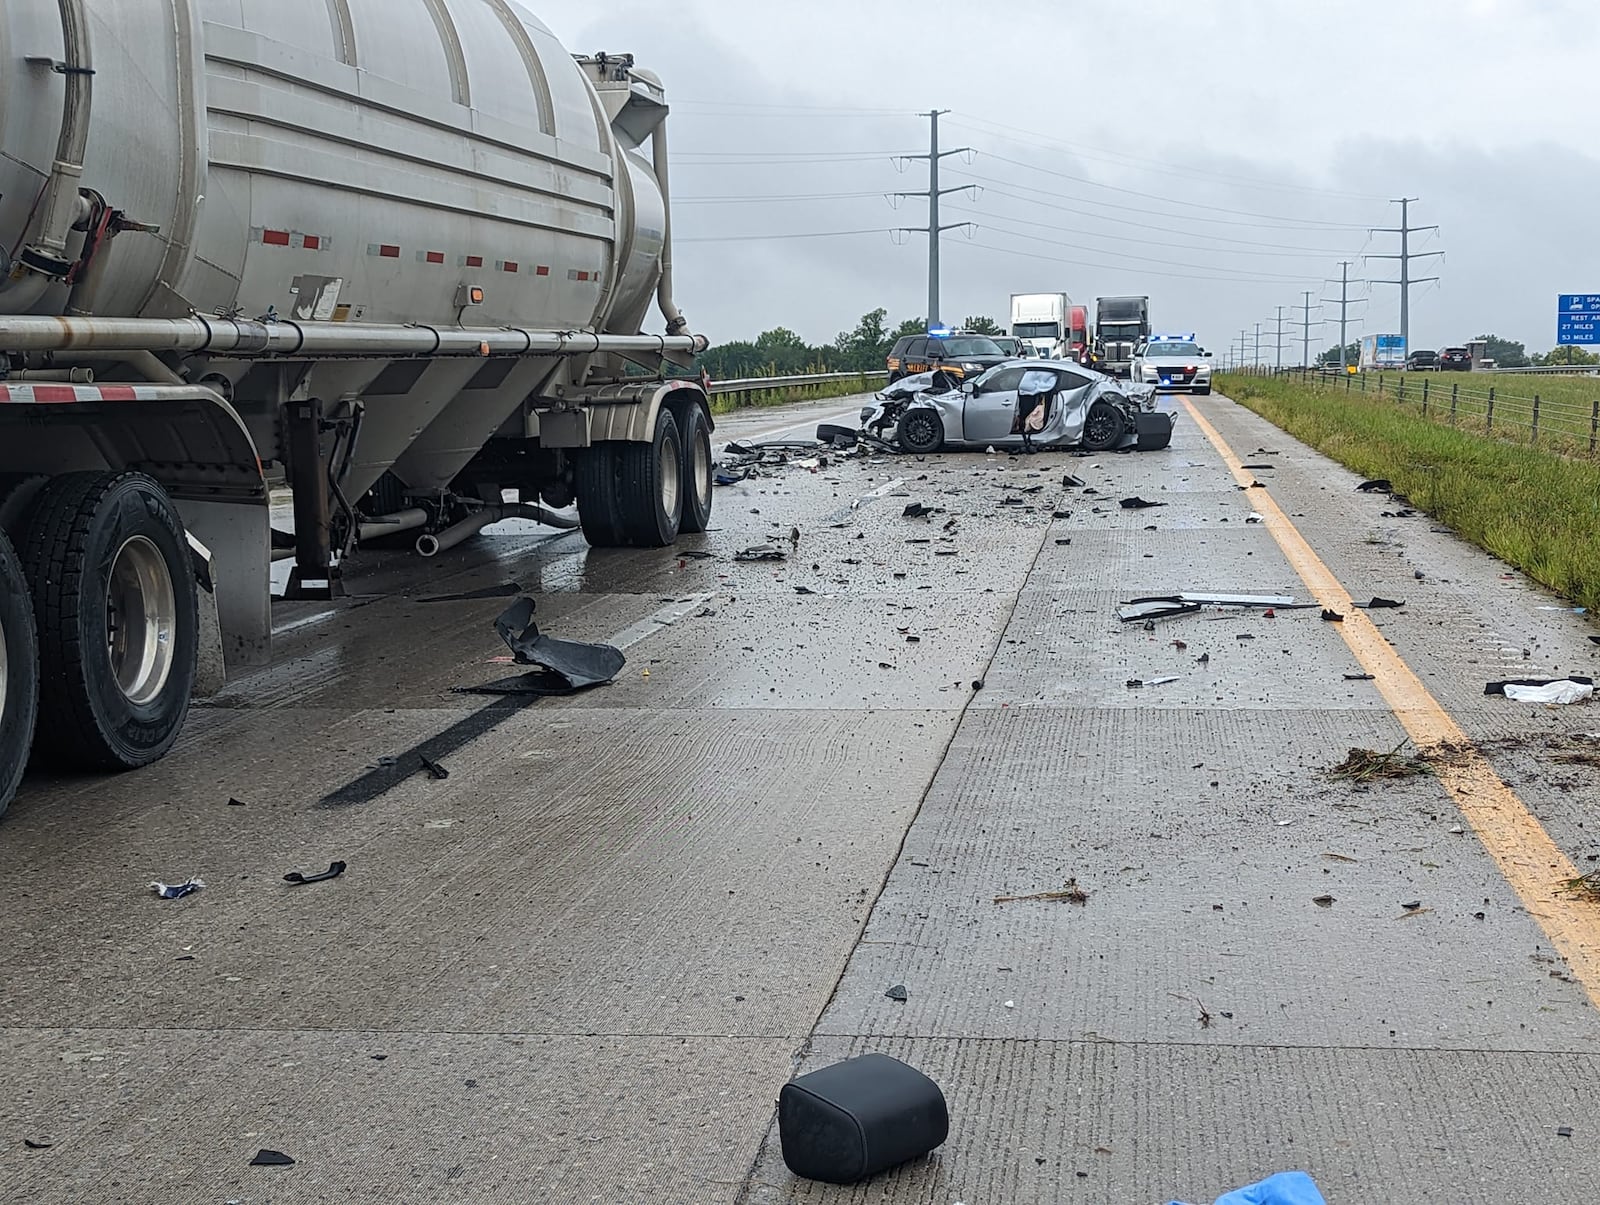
[23, 0, 94, 274]
[651, 117, 689, 337]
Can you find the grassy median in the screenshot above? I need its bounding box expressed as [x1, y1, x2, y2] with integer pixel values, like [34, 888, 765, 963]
[1219, 373, 1600, 612]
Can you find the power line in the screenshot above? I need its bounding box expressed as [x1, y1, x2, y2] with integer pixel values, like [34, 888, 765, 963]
[673, 190, 894, 204]
[941, 203, 1350, 260]
[977, 151, 1374, 228]
[894, 110, 974, 327]
[1366, 198, 1442, 351]
[675, 229, 889, 243]
[954, 239, 1325, 286]
[943, 114, 1386, 202]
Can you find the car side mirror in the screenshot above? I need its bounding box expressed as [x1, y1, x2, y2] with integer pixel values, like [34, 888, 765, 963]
[962, 380, 977, 395]
[1204, 350, 1214, 357]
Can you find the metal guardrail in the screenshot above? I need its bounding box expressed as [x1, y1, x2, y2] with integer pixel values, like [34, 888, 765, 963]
[708, 370, 887, 395]
[1231, 366, 1600, 454]
[1487, 365, 1600, 376]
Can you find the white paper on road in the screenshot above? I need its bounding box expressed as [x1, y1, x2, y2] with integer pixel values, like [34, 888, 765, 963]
[1502, 679, 1595, 704]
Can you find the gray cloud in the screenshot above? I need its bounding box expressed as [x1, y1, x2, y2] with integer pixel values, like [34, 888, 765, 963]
[534, 0, 1597, 357]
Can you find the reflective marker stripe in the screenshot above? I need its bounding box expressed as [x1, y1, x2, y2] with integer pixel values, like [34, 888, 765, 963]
[0, 384, 152, 402]
[1183, 396, 1600, 1008]
[262, 229, 292, 246]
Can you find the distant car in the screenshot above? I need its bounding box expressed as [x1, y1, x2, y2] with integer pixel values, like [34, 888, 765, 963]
[991, 336, 1027, 358]
[1405, 349, 1440, 371]
[858, 359, 1170, 455]
[1439, 347, 1472, 371]
[883, 330, 1011, 386]
[1130, 339, 1214, 394]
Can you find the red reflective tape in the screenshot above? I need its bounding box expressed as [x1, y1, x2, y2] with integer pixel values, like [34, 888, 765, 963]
[379, 244, 400, 258]
[262, 229, 291, 246]
[465, 255, 484, 268]
[426, 251, 445, 265]
[303, 234, 321, 250]
[97, 386, 138, 401]
[535, 265, 550, 277]
[576, 270, 590, 282]
[502, 261, 519, 273]
[33, 385, 78, 402]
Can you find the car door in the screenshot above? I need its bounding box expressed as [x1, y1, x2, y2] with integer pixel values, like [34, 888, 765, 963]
[961, 365, 1031, 444]
[1049, 369, 1098, 442]
[903, 337, 930, 374]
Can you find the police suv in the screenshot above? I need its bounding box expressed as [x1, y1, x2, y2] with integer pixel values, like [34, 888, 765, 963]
[1130, 334, 1214, 395]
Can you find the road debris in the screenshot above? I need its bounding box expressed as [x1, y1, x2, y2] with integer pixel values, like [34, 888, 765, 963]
[1493, 679, 1595, 705]
[419, 582, 522, 603]
[1313, 895, 1336, 908]
[1330, 742, 1431, 783]
[1246, 513, 1264, 524]
[777, 1053, 948, 1184]
[1356, 479, 1393, 493]
[250, 1149, 296, 1167]
[994, 877, 1089, 905]
[1558, 1126, 1575, 1139]
[1344, 673, 1375, 681]
[461, 598, 626, 697]
[1126, 676, 1179, 688]
[22, 1137, 52, 1150]
[1360, 597, 1405, 609]
[885, 984, 909, 1002]
[150, 879, 204, 900]
[419, 755, 449, 781]
[1563, 870, 1600, 900]
[1119, 497, 1167, 509]
[1321, 609, 1344, 622]
[284, 861, 347, 885]
[734, 544, 787, 562]
[1118, 598, 1202, 623]
[1401, 900, 1423, 911]
[228, 797, 248, 807]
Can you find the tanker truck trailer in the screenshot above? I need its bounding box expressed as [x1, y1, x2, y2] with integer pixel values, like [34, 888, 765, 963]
[0, 0, 715, 817]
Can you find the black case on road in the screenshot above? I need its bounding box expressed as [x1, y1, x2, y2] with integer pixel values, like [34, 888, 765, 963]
[777, 1053, 949, 1184]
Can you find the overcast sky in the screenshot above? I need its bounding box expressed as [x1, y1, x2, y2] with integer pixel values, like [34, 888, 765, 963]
[535, 0, 1590, 361]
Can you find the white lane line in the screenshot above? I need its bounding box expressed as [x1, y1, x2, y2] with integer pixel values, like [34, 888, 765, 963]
[272, 610, 339, 639]
[720, 406, 865, 450]
[609, 591, 716, 652]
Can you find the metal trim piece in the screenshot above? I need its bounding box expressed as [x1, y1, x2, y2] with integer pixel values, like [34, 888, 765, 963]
[419, 0, 471, 108]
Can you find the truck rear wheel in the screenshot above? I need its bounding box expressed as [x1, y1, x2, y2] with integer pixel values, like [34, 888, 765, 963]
[0, 531, 39, 820]
[20, 472, 199, 771]
[676, 404, 713, 534]
[576, 444, 626, 548]
[618, 407, 684, 547]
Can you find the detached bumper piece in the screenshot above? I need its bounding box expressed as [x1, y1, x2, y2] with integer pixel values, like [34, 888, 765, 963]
[1135, 411, 1176, 450]
[779, 1053, 949, 1184]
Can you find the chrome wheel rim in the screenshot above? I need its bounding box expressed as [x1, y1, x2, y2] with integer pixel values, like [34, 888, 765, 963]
[107, 536, 176, 705]
[0, 607, 9, 720]
[661, 436, 682, 519]
[691, 430, 711, 507]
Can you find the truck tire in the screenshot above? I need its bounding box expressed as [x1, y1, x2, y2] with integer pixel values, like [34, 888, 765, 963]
[676, 404, 714, 534]
[1081, 401, 1128, 452]
[576, 444, 626, 548]
[0, 530, 39, 820]
[617, 407, 684, 547]
[20, 472, 198, 771]
[896, 408, 945, 455]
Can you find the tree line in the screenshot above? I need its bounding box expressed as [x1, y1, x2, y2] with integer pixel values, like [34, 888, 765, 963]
[1313, 335, 1594, 369]
[696, 309, 1003, 380]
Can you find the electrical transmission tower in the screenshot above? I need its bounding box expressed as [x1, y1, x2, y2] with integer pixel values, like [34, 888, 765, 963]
[1253, 323, 1262, 372]
[1322, 261, 1367, 372]
[1367, 198, 1441, 352]
[1297, 290, 1322, 370]
[894, 110, 974, 327]
[1270, 305, 1286, 372]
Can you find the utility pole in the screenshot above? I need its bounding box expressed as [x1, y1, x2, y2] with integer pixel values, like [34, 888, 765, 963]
[1253, 323, 1262, 372]
[894, 110, 974, 327]
[1237, 329, 1248, 372]
[1321, 260, 1365, 373]
[1271, 305, 1286, 372]
[1367, 197, 1441, 352]
[1297, 290, 1320, 369]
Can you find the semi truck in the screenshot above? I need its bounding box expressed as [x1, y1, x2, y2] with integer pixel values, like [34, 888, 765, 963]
[0, 0, 715, 818]
[1094, 296, 1151, 378]
[1009, 293, 1072, 359]
[1359, 334, 1407, 371]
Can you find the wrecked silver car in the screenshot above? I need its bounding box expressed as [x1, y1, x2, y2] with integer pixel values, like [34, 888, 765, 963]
[860, 360, 1172, 454]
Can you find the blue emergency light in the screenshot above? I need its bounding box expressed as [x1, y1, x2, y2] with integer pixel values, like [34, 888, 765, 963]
[927, 325, 952, 338]
[1151, 332, 1196, 343]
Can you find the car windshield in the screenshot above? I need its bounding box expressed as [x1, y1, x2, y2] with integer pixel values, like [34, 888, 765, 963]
[1147, 342, 1202, 357]
[934, 336, 1004, 357]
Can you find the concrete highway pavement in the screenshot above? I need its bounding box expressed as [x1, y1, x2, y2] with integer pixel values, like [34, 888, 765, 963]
[1, 389, 1598, 1203]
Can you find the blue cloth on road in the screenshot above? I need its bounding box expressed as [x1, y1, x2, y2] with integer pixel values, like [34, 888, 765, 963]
[1169, 1170, 1327, 1205]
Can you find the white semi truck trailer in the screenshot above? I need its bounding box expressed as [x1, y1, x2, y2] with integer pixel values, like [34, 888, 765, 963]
[0, 0, 716, 816]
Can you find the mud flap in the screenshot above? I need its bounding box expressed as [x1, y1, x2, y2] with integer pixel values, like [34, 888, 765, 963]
[1135, 411, 1176, 450]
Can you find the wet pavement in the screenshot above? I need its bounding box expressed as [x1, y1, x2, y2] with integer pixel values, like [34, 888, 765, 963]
[2, 390, 1599, 1203]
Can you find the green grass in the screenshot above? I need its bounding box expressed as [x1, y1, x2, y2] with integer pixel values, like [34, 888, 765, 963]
[1297, 369, 1600, 454]
[1218, 373, 1600, 611]
[708, 375, 880, 417]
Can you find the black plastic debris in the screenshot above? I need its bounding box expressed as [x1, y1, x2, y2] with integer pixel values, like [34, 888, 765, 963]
[1239, 463, 1275, 470]
[1020, 484, 1044, 494]
[420, 755, 449, 781]
[1237, 633, 1256, 641]
[1557, 1126, 1574, 1139]
[150, 879, 204, 900]
[816, 423, 858, 447]
[1590, 636, 1600, 646]
[462, 597, 626, 697]
[1119, 497, 1166, 509]
[734, 544, 786, 562]
[713, 469, 747, 487]
[778, 1054, 948, 1185]
[1361, 597, 1405, 609]
[902, 502, 932, 518]
[678, 549, 714, 560]
[1321, 609, 1345, 623]
[1055, 538, 1072, 546]
[1356, 479, 1393, 493]
[1313, 894, 1336, 908]
[419, 582, 522, 603]
[250, 1149, 296, 1167]
[228, 797, 248, 807]
[1063, 474, 1086, 488]
[1345, 673, 1375, 681]
[885, 984, 909, 1002]
[1401, 900, 1422, 911]
[1485, 676, 1593, 697]
[794, 586, 817, 595]
[284, 861, 347, 886]
[1116, 598, 1202, 623]
[1051, 510, 1071, 520]
[22, 1138, 52, 1150]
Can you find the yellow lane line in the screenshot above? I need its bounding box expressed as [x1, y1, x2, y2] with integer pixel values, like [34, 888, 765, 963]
[1182, 397, 1600, 1005]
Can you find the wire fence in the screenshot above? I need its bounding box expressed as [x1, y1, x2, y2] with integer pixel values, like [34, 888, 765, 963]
[1227, 366, 1600, 457]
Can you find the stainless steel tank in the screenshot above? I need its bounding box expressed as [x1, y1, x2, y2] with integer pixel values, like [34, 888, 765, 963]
[0, 0, 676, 497]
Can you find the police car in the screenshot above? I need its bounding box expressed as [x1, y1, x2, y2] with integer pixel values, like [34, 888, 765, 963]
[884, 327, 1012, 385]
[1130, 334, 1214, 395]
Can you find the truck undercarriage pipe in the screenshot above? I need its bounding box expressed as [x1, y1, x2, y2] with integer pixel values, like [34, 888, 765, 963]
[21, 0, 94, 278]
[651, 118, 688, 337]
[415, 503, 580, 557]
[357, 507, 428, 543]
[0, 316, 708, 359]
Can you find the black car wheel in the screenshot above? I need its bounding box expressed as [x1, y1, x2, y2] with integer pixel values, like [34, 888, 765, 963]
[1081, 401, 1128, 452]
[896, 408, 945, 455]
